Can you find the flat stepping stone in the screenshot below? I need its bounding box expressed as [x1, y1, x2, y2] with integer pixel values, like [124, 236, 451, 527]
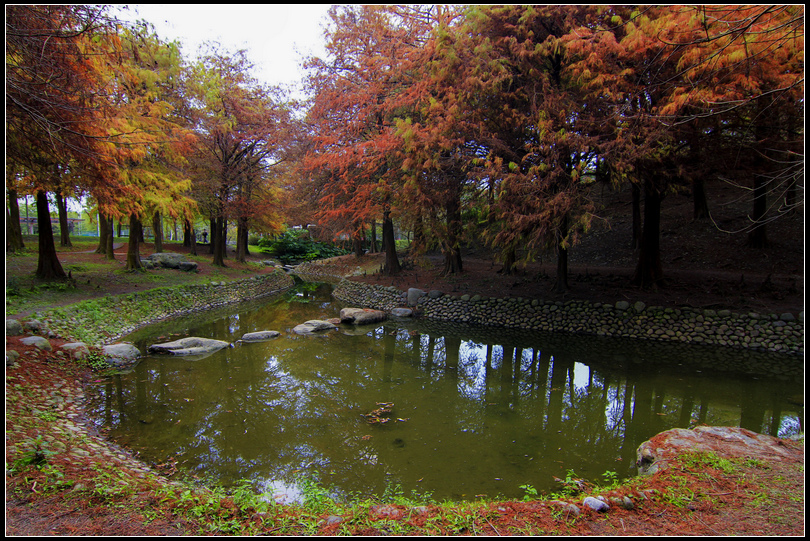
[240, 331, 281, 342]
[148, 337, 230, 356]
[292, 320, 337, 335]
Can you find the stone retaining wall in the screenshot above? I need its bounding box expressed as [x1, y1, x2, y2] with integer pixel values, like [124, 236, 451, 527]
[33, 271, 295, 346]
[332, 279, 804, 356]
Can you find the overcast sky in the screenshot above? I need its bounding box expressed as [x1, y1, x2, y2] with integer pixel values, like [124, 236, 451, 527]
[116, 4, 332, 96]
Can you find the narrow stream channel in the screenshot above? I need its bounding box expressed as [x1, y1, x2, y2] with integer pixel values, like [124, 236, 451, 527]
[84, 282, 804, 503]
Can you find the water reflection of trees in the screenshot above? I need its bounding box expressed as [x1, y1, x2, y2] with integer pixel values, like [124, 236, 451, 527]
[88, 314, 803, 500]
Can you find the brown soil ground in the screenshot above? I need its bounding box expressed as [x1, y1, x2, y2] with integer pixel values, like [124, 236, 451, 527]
[5, 180, 805, 535]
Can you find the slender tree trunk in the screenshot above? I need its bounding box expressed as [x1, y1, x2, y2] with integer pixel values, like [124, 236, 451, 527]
[190, 228, 198, 256]
[54, 191, 72, 248]
[125, 214, 143, 271]
[105, 218, 115, 260]
[632, 178, 664, 288]
[500, 247, 516, 275]
[692, 177, 709, 220]
[352, 220, 364, 258]
[631, 183, 642, 250]
[369, 220, 378, 253]
[554, 214, 569, 292]
[442, 196, 463, 276]
[152, 211, 163, 253]
[183, 219, 192, 247]
[747, 173, 768, 248]
[747, 102, 770, 248]
[34, 190, 67, 280]
[6, 188, 25, 252]
[382, 209, 401, 275]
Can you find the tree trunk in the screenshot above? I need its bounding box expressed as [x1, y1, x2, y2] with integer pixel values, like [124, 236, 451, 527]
[125, 214, 143, 271]
[183, 219, 192, 247]
[746, 173, 768, 248]
[499, 247, 517, 275]
[152, 211, 163, 253]
[105, 218, 115, 260]
[441, 196, 463, 276]
[235, 216, 249, 263]
[352, 220, 364, 258]
[190, 228, 198, 256]
[212, 216, 227, 267]
[692, 176, 709, 220]
[553, 214, 569, 292]
[631, 183, 642, 250]
[632, 179, 664, 288]
[382, 209, 401, 275]
[6, 188, 25, 252]
[55, 191, 72, 248]
[209, 217, 217, 254]
[95, 212, 108, 254]
[369, 220, 378, 253]
[34, 190, 67, 280]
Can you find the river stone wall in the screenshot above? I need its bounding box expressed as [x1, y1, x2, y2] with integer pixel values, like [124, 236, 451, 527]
[32, 271, 295, 346]
[332, 279, 804, 357]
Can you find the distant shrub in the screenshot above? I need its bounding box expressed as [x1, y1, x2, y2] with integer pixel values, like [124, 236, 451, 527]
[257, 229, 349, 264]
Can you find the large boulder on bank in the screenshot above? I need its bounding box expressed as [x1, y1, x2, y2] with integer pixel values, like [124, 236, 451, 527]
[102, 342, 141, 366]
[142, 252, 198, 272]
[20, 335, 52, 351]
[292, 320, 337, 335]
[6, 319, 24, 337]
[636, 426, 800, 475]
[340, 307, 388, 325]
[148, 337, 230, 356]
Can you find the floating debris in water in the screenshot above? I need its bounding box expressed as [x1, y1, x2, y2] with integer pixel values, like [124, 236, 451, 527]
[361, 402, 394, 424]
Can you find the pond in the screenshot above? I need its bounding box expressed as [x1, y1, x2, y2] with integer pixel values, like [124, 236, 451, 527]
[85, 282, 804, 503]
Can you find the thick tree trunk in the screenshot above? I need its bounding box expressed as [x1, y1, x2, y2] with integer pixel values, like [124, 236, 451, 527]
[34, 190, 67, 280]
[382, 210, 401, 275]
[95, 212, 108, 254]
[212, 217, 227, 267]
[125, 214, 143, 271]
[6, 188, 25, 252]
[152, 211, 163, 253]
[186, 225, 196, 256]
[235, 217, 249, 263]
[632, 179, 664, 288]
[55, 191, 72, 248]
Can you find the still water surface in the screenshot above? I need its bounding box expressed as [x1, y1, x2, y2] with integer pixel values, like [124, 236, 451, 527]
[85, 282, 803, 502]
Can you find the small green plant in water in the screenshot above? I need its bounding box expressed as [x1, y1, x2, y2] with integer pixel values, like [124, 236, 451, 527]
[520, 484, 539, 501]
